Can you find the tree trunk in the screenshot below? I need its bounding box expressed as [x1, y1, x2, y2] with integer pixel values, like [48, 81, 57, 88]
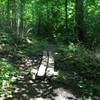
[65, 0, 68, 33]
[11, 0, 16, 32]
[37, 17, 41, 35]
[46, 0, 50, 37]
[75, 0, 85, 42]
[16, 0, 20, 36]
[20, 0, 24, 32]
[6, 0, 10, 28]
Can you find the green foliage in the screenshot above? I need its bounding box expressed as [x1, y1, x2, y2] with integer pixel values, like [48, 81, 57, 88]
[0, 0, 100, 44]
[22, 36, 48, 53]
[0, 58, 19, 98]
[0, 31, 12, 44]
[0, 0, 100, 99]
[84, 0, 100, 46]
[56, 43, 100, 99]
[58, 43, 100, 79]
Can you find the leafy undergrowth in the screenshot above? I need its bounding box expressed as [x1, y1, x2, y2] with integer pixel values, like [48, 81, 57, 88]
[0, 58, 20, 99]
[55, 42, 100, 100]
[0, 31, 48, 54]
[0, 32, 48, 99]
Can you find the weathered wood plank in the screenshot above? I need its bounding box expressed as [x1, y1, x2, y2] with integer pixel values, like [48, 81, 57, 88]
[37, 51, 48, 77]
[46, 51, 55, 77]
[31, 68, 38, 79]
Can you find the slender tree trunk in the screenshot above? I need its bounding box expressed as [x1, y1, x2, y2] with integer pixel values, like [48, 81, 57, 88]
[20, 0, 24, 32]
[32, 1, 36, 34]
[37, 4, 41, 35]
[11, 0, 16, 32]
[37, 17, 41, 35]
[46, 0, 50, 37]
[65, 0, 68, 33]
[16, 0, 20, 36]
[75, 0, 85, 42]
[6, 0, 10, 28]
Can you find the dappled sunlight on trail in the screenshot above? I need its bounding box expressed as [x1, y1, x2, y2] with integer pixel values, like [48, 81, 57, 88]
[3, 51, 80, 100]
[6, 72, 78, 100]
[1, 44, 82, 100]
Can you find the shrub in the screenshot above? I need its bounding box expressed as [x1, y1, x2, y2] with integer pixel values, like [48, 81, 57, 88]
[0, 58, 19, 99]
[56, 43, 100, 99]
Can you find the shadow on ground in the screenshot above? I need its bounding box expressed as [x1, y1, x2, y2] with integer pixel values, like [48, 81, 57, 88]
[1, 50, 82, 100]
[5, 72, 79, 100]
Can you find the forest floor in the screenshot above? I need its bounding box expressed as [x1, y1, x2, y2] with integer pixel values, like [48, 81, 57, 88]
[1, 43, 83, 100]
[0, 29, 99, 100]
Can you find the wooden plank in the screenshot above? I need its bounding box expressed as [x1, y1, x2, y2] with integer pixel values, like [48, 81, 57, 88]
[37, 51, 48, 77]
[30, 54, 43, 79]
[46, 51, 55, 77]
[31, 67, 38, 79]
[30, 59, 42, 79]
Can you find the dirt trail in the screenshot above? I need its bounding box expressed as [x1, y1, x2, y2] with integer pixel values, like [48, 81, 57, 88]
[6, 71, 77, 100]
[5, 44, 80, 100]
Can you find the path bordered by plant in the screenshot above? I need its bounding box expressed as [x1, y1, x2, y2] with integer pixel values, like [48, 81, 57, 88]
[4, 49, 80, 100]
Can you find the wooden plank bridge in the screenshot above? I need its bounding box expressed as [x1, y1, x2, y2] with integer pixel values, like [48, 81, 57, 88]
[30, 51, 58, 80]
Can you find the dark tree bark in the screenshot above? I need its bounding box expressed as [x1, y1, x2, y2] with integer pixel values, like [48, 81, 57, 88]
[11, 0, 16, 32]
[75, 0, 85, 42]
[6, 0, 10, 27]
[65, 0, 68, 33]
[37, 17, 41, 35]
[20, 0, 24, 32]
[16, 0, 20, 35]
[46, 0, 50, 37]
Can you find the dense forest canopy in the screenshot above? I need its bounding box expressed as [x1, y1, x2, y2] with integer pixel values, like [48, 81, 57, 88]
[0, 0, 100, 44]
